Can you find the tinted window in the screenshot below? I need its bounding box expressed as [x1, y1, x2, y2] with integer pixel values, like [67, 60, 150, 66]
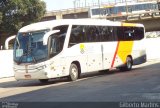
[117, 27, 144, 41]
[123, 27, 135, 40]
[134, 27, 144, 40]
[69, 25, 144, 47]
[49, 25, 69, 57]
[69, 25, 85, 47]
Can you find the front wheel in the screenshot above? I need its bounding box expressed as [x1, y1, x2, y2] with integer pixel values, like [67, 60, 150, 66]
[119, 56, 133, 71]
[68, 64, 79, 81]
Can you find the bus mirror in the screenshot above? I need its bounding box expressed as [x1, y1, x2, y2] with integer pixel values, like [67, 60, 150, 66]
[5, 35, 16, 50]
[43, 30, 60, 45]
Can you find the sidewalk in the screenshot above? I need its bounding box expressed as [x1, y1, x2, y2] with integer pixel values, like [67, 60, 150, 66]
[0, 77, 16, 83]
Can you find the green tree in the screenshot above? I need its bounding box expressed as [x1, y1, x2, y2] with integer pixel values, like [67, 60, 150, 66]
[0, 0, 46, 35]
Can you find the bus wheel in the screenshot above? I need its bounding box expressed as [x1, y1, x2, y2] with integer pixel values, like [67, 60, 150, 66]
[39, 79, 49, 83]
[68, 63, 79, 81]
[119, 56, 132, 71]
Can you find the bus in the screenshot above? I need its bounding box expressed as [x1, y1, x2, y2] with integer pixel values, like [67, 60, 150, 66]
[13, 19, 146, 83]
[89, 1, 158, 18]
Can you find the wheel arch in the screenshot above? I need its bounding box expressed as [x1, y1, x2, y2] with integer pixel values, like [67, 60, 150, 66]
[127, 55, 133, 65]
[71, 61, 81, 78]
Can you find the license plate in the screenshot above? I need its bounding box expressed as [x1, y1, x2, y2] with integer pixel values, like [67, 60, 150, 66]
[25, 75, 31, 79]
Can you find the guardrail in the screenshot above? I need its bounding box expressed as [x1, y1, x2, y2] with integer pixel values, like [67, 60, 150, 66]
[0, 50, 14, 78]
[45, 7, 89, 16]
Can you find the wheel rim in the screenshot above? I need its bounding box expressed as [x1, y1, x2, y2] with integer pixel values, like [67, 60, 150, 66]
[127, 57, 132, 69]
[71, 66, 78, 79]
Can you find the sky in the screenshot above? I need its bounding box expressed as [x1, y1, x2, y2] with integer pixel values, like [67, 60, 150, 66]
[42, 0, 122, 11]
[43, 0, 74, 11]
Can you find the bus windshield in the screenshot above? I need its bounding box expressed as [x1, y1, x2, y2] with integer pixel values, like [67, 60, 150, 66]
[14, 25, 69, 64]
[14, 30, 49, 64]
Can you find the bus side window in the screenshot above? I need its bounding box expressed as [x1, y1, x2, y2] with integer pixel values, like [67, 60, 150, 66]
[89, 26, 97, 42]
[95, 26, 101, 42]
[98, 26, 104, 41]
[85, 26, 92, 42]
[50, 36, 56, 57]
[107, 26, 114, 41]
[69, 25, 84, 47]
[123, 27, 134, 41]
[117, 26, 124, 41]
[112, 27, 118, 41]
[134, 27, 144, 40]
[50, 35, 64, 58]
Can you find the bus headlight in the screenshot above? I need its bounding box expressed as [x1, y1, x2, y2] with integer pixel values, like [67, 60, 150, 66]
[36, 65, 47, 70]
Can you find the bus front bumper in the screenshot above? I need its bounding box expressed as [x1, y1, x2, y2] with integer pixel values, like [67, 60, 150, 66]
[14, 68, 49, 80]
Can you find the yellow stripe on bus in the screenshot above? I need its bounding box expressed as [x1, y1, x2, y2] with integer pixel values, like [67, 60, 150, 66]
[122, 23, 137, 27]
[117, 41, 134, 63]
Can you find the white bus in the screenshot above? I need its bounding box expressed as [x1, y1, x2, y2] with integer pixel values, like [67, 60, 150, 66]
[13, 19, 146, 83]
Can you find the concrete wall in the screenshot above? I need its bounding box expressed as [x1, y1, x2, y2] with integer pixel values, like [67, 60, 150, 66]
[145, 37, 160, 60]
[127, 17, 160, 32]
[63, 12, 88, 19]
[0, 50, 14, 78]
[0, 38, 160, 78]
[41, 16, 56, 21]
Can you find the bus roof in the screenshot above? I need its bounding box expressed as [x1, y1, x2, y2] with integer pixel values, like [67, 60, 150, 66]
[19, 19, 144, 33]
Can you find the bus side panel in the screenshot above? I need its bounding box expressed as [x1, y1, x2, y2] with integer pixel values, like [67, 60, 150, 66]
[64, 43, 103, 74]
[64, 44, 88, 74]
[102, 42, 120, 69]
[117, 41, 134, 63]
[85, 43, 103, 72]
[47, 55, 68, 78]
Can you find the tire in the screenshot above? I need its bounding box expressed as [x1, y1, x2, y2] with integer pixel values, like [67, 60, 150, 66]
[119, 56, 132, 71]
[39, 79, 49, 83]
[68, 63, 79, 81]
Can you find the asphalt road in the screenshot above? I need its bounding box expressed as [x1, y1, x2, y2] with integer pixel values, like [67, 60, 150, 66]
[0, 59, 160, 102]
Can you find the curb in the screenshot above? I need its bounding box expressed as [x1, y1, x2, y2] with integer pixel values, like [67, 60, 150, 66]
[0, 77, 16, 83]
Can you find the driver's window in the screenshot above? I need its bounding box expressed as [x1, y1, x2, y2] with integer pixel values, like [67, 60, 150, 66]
[50, 37, 57, 57]
[49, 34, 65, 58]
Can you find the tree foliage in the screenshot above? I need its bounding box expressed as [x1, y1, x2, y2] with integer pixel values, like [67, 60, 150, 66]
[0, 0, 46, 35]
